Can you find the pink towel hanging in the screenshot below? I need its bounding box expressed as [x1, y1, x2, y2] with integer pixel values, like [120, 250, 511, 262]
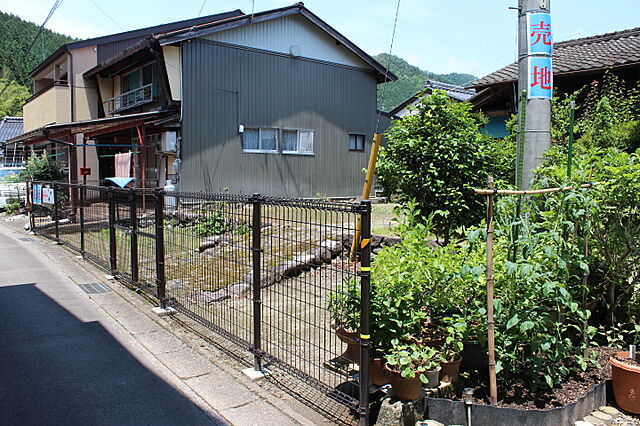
[115, 152, 132, 178]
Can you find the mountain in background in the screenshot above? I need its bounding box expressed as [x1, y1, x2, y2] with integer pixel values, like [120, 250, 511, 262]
[374, 53, 477, 111]
[0, 11, 77, 116]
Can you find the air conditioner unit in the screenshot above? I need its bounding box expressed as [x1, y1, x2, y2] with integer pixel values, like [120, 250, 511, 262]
[159, 131, 177, 153]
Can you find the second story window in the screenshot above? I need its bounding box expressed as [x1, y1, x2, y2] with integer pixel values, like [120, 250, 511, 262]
[122, 63, 153, 93]
[107, 63, 157, 114]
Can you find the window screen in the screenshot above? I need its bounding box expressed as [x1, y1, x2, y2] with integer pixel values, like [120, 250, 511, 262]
[282, 130, 298, 152]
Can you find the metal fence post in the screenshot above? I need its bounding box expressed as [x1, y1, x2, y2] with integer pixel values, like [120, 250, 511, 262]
[154, 188, 166, 308]
[108, 187, 117, 275]
[358, 200, 372, 426]
[53, 182, 60, 244]
[28, 181, 35, 232]
[79, 184, 85, 257]
[130, 189, 139, 286]
[251, 193, 263, 372]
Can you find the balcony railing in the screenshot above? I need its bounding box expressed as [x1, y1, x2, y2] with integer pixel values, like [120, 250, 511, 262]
[104, 84, 154, 114]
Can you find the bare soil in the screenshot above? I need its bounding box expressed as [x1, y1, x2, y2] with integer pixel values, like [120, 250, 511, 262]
[447, 347, 615, 409]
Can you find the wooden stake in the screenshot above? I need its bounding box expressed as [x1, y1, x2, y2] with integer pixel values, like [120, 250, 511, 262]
[350, 133, 382, 261]
[474, 182, 596, 196]
[486, 175, 498, 405]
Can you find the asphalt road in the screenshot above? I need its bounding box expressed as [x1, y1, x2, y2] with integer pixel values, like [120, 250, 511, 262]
[0, 226, 226, 426]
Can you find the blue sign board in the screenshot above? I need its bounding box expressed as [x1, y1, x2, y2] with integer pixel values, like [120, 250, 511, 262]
[527, 13, 553, 55]
[528, 56, 553, 99]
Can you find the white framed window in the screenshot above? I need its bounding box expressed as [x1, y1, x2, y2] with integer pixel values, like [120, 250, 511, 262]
[349, 133, 365, 151]
[282, 129, 314, 155]
[243, 128, 278, 153]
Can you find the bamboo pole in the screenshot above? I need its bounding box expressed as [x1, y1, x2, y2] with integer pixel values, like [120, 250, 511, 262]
[485, 175, 498, 405]
[349, 133, 382, 261]
[474, 182, 597, 196]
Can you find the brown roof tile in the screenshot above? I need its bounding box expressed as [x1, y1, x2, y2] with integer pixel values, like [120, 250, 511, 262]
[472, 27, 640, 87]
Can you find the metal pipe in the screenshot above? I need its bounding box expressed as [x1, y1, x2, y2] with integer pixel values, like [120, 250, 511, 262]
[130, 188, 139, 286]
[154, 188, 166, 308]
[108, 187, 117, 275]
[251, 193, 263, 372]
[358, 200, 372, 426]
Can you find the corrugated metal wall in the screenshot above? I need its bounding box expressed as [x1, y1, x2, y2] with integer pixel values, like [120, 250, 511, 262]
[181, 39, 380, 198]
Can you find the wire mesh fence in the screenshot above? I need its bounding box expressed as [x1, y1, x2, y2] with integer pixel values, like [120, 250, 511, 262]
[28, 181, 372, 420]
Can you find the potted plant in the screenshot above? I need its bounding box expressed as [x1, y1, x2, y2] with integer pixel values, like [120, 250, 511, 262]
[439, 315, 465, 383]
[384, 339, 441, 400]
[610, 350, 640, 414]
[328, 279, 361, 364]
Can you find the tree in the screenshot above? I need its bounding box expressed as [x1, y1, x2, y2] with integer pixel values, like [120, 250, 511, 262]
[376, 90, 496, 243]
[0, 78, 29, 117]
[20, 152, 66, 182]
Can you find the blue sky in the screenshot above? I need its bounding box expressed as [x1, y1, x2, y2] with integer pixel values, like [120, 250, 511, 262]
[3, 0, 640, 77]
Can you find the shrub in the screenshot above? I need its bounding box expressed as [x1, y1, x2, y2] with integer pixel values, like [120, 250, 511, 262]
[20, 152, 66, 182]
[377, 91, 499, 243]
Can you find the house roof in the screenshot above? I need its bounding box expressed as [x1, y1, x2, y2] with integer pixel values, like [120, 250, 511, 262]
[157, 2, 398, 83]
[29, 10, 245, 77]
[0, 117, 24, 143]
[389, 80, 476, 115]
[472, 27, 640, 88]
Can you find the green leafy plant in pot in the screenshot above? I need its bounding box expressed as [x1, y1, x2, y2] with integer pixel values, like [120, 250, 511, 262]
[328, 278, 361, 364]
[438, 315, 466, 383]
[384, 339, 441, 400]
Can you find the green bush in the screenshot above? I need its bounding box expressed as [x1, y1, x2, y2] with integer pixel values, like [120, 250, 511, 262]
[20, 152, 66, 182]
[377, 91, 505, 243]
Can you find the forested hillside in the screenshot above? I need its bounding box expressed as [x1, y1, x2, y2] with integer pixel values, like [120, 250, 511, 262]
[0, 11, 77, 116]
[374, 53, 477, 111]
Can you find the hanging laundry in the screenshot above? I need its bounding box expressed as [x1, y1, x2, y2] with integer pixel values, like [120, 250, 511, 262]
[115, 152, 132, 178]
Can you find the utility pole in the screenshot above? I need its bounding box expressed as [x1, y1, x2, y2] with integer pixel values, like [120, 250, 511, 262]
[517, 0, 552, 189]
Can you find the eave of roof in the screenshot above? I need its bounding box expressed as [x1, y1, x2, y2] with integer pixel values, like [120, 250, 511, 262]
[29, 10, 244, 78]
[158, 3, 398, 83]
[5, 111, 168, 145]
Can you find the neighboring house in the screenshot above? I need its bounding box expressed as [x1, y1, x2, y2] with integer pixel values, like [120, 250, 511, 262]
[470, 27, 640, 138]
[0, 117, 24, 166]
[389, 80, 475, 117]
[8, 3, 396, 197]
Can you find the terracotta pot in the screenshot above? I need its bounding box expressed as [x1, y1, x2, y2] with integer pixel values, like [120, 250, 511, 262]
[440, 354, 462, 383]
[370, 357, 390, 386]
[335, 327, 360, 364]
[385, 366, 423, 401]
[611, 351, 640, 414]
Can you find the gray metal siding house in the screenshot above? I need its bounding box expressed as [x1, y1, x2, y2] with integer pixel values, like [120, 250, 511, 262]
[162, 4, 396, 198]
[181, 40, 378, 197]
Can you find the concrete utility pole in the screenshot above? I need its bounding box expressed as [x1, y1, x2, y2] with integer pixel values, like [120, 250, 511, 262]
[517, 0, 552, 189]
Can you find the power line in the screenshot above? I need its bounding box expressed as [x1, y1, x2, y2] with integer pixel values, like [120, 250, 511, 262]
[89, 0, 125, 30]
[376, 0, 401, 123]
[0, 0, 64, 97]
[197, 0, 208, 18]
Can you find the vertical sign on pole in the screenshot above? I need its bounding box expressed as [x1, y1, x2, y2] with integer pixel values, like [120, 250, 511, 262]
[527, 12, 553, 100]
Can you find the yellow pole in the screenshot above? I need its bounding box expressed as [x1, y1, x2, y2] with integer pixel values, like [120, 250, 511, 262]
[350, 133, 382, 261]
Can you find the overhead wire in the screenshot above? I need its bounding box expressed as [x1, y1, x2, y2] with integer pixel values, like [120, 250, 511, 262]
[375, 0, 401, 130]
[89, 0, 124, 30]
[0, 0, 63, 97]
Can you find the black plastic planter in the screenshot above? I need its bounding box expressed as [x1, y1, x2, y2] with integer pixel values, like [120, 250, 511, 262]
[424, 381, 608, 426]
